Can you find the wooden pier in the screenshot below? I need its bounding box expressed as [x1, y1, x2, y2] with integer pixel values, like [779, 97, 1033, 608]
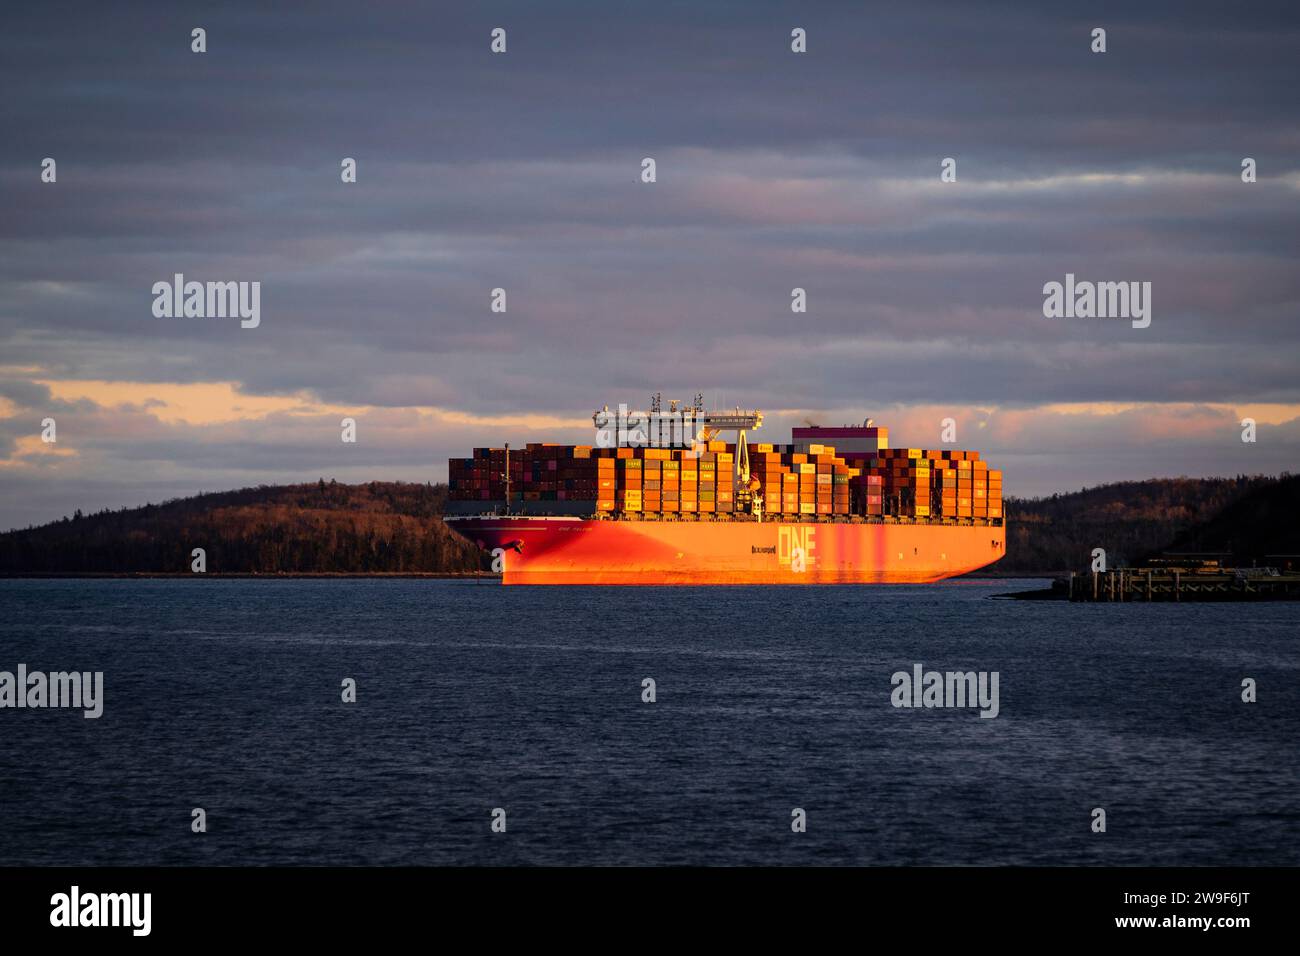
[1067, 559, 1300, 602]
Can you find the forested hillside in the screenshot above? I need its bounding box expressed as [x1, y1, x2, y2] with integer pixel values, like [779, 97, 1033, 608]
[0, 480, 481, 574]
[1001, 474, 1297, 574]
[2, 474, 1294, 575]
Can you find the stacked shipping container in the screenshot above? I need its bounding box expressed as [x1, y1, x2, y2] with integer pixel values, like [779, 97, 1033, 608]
[450, 438, 1000, 521]
[748, 442, 855, 515]
[448, 441, 736, 514]
[845, 448, 1003, 519]
[448, 443, 609, 502]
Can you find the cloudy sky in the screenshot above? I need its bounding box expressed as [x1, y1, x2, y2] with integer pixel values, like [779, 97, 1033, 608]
[2, 0, 1297, 529]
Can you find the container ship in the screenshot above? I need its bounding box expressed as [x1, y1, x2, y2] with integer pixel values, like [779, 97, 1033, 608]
[444, 401, 1005, 585]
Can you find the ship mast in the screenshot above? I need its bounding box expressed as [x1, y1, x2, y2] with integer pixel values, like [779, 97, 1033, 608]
[503, 443, 511, 515]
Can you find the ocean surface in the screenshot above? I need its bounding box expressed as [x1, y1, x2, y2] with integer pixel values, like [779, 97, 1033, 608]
[0, 578, 1296, 866]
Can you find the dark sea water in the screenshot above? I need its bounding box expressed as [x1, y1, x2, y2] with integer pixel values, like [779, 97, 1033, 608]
[0, 578, 1296, 866]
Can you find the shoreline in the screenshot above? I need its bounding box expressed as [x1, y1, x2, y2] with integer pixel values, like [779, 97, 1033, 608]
[0, 571, 499, 580]
[0, 571, 1054, 581]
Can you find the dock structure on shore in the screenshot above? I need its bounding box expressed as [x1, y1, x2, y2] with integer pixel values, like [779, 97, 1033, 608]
[1067, 556, 1300, 602]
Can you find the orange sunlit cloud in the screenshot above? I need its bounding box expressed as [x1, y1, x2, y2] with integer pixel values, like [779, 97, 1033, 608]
[31, 379, 592, 431]
[0, 434, 79, 469]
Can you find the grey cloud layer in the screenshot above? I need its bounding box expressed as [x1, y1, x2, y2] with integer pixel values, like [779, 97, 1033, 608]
[1, 0, 1298, 526]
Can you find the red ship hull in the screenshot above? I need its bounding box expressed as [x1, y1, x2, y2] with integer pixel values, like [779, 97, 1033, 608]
[446, 515, 1005, 585]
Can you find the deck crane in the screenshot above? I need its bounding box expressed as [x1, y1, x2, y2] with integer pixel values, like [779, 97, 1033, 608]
[592, 398, 765, 515]
[695, 407, 765, 513]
